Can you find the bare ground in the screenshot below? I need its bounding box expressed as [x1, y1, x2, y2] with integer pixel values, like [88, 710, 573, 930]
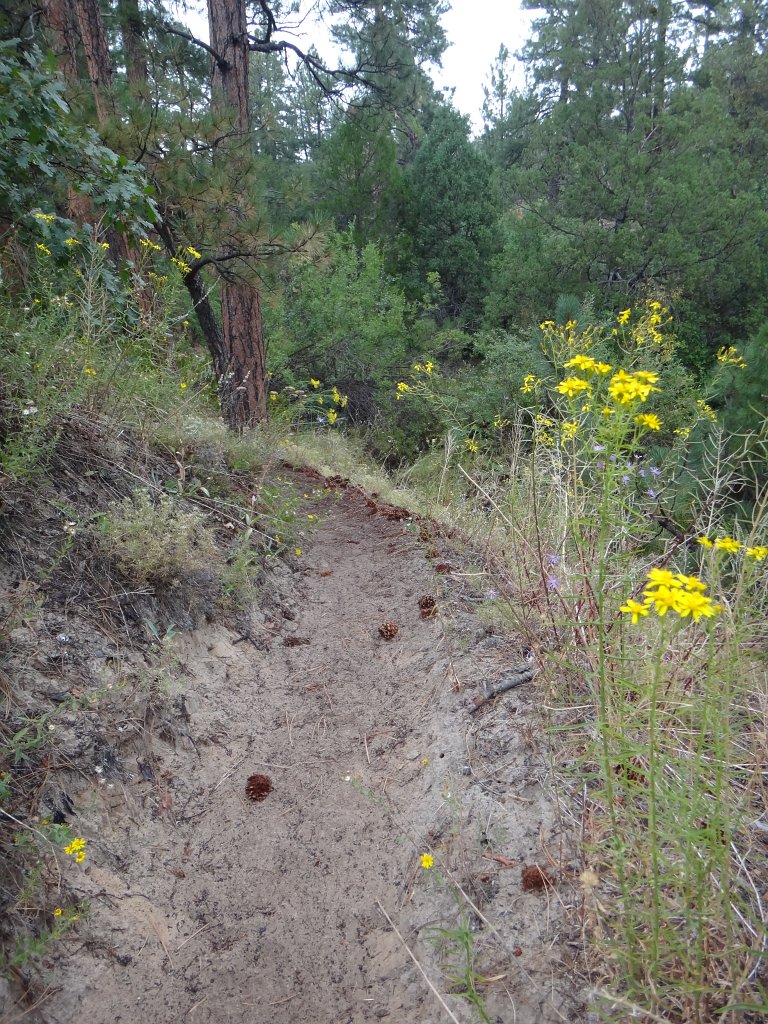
[3, 479, 587, 1024]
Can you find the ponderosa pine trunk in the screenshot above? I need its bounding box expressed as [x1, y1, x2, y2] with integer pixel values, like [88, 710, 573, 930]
[71, 0, 114, 123]
[205, 0, 268, 427]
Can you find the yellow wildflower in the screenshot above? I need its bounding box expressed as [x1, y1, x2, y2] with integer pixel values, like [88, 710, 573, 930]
[646, 568, 678, 589]
[632, 371, 659, 384]
[420, 853, 434, 870]
[180, 381, 187, 390]
[424, 361, 434, 374]
[746, 546, 768, 561]
[697, 536, 713, 548]
[635, 413, 662, 431]
[36, 243, 51, 256]
[54, 907, 63, 916]
[64, 237, 80, 247]
[644, 584, 679, 617]
[714, 537, 740, 553]
[270, 391, 278, 400]
[464, 438, 479, 453]
[396, 382, 410, 392]
[34, 212, 56, 222]
[674, 590, 719, 622]
[310, 378, 320, 389]
[696, 399, 717, 422]
[520, 374, 540, 394]
[294, 548, 302, 556]
[556, 376, 591, 398]
[340, 395, 348, 408]
[674, 573, 707, 591]
[617, 308, 631, 324]
[619, 599, 650, 624]
[717, 345, 747, 369]
[332, 386, 341, 404]
[186, 246, 202, 259]
[327, 409, 338, 425]
[561, 420, 579, 441]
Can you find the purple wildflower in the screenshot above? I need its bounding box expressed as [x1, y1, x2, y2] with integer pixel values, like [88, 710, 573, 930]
[650, 466, 661, 477]
[546, 574, 561, 591]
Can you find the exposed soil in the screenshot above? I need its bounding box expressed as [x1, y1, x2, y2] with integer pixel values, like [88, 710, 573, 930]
[2, 476, 586, 1024]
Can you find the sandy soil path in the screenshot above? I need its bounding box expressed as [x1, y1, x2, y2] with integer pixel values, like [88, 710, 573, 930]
[33, 483, 583, 1024]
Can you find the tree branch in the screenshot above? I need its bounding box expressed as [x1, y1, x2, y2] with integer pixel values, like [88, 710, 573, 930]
[161, 24, 229, 71]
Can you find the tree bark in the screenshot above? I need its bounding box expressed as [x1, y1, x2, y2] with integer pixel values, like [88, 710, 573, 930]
[205, 0, 268, 429]
[208, 0, 250, 133]
[220, 282, 268, 425]
[71, 0, 114, 123]
[117, 0, 148, 92]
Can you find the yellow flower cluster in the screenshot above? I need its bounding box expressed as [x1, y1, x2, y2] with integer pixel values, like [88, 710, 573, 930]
[534, 413, 555, 446]
[698, 536, 766, 559]
[413, 360, 434, 374]
[36, 243, 51, 256]
[464, 437, 479, 453]
[561, 420, 579, 441]
[34, 212, 56, 223]
[140, 238, 162, 252]
[420, 853, 434, 870]
[607, 369, 659, 405]
[564, 354, 612, 374]
[171, 255, 191, 274]
[520, 373, 542, 394]
[635, 412, 662, 431]
[717, 345, 747, 369]
[63, 837, 87, 863]
[621, 569, 720, 625]
[696, 399, 717, 422]
[556, 376, 591, 398]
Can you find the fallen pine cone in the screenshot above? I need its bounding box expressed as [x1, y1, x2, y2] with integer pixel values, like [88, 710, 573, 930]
[378, 621, 399, 640]
[521, 864, 557, 892]
[418, 594, 436, 610]
[245, 774, 273, 802]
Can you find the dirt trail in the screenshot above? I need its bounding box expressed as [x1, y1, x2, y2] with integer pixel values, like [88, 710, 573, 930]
[32, 483, 584, 1024]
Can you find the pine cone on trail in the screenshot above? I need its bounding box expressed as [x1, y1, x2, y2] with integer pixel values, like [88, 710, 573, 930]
[378, 621, 399, 640]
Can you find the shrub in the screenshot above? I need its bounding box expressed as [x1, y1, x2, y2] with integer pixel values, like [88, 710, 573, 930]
[96, 490, 221, 586]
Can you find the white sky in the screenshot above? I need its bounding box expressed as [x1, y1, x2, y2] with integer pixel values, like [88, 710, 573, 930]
[432, 1, 533, 129]
[177, 1, 535, 132]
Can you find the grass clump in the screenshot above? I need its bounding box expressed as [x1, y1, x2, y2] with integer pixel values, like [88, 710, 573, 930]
[96, 489, 222, 586]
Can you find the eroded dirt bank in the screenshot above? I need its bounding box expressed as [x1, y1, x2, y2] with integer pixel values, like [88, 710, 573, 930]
[11, 482, 585, 1024]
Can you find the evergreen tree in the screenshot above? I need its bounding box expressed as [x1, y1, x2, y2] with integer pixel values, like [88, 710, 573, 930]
[401, 105, 499, 323]
[487, 0, 768, 355]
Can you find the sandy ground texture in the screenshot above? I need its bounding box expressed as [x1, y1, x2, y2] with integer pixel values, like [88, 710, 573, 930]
[9, 483, 586, 1024]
